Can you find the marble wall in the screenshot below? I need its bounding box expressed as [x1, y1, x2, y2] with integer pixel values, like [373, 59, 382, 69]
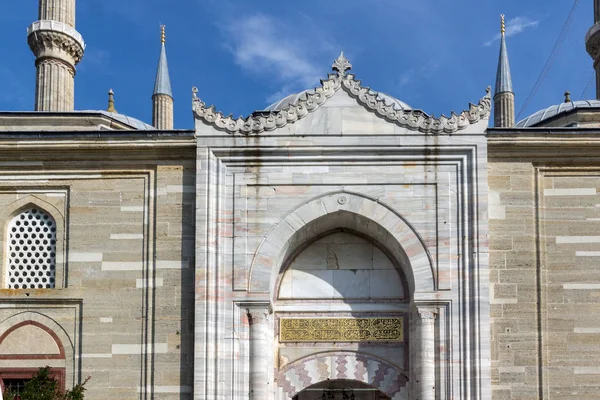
[278, 232, 405, 300]
[194, 85, 491, 399]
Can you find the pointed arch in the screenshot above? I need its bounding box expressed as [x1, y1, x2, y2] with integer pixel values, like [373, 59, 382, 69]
[0, 195, 66, 289]
[0, 311, 73, 361]
[0, 196, 64, 222]
[248, 190, 435, 295]
[277, 351, 408, 400]
[0, 320, 65, 359]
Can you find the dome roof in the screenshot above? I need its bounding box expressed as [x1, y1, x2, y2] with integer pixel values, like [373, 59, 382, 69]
[515, 100, 600, 127]
[263, 89, 411, 112]
[79, 110, 156, 130]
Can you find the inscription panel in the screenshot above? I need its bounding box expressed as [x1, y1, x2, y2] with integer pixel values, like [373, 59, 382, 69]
[279, 318, 404, 343]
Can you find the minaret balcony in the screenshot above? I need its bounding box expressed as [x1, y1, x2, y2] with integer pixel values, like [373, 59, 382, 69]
[27, 20, 85, 66]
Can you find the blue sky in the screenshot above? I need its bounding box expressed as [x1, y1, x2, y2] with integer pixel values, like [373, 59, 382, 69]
[0, 0, 593, 129]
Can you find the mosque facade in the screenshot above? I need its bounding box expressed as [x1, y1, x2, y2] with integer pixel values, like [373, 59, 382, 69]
[1, 1, 600, 399]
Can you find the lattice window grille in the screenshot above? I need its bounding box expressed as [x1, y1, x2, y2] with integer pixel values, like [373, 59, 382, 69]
[6, 208, 57, 289]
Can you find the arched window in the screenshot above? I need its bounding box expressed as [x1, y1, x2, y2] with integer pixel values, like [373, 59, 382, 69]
[5, 208, 57, 289]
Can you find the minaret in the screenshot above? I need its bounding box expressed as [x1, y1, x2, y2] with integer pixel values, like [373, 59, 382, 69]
[152, 25, 174, 130]
[28, 0, 85, 111]
[586, 0, 600, 98]
[494, 15, 515, 128]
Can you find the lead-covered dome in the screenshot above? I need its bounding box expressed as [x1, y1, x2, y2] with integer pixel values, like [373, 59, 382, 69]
[263, 89, 411, 112]
[79, 110, 156, 130]
[516, 100, 600, 127]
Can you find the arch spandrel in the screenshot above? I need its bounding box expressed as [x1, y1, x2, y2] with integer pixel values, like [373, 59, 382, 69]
[248, 191, 435, 296]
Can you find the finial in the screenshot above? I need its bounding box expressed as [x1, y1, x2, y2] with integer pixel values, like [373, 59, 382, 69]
[564, 90, 571, 103]
[501, 14, 505, 35]
[107, 89, 116, 113]
[161, 25, 166, 44]
[332, 52, 352, 76]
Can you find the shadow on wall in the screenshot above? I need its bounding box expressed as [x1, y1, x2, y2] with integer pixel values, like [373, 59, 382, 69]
[179, 165, 195, 400]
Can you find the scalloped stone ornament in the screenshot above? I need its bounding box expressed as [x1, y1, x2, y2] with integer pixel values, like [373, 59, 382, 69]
[192, 54, 491, 135]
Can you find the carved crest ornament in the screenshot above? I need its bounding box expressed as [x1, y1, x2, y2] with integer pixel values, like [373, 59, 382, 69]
[192, 53, 491, 135]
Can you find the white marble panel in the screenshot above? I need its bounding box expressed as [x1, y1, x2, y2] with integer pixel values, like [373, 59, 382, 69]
[109, 233, 143, 240]
[279, 273, 293, 298]
[136, 277, 164, 289]
[334, 243, 373, 270]
[70, 252, 103, 262]
[369, 270, 405, 298]
[290, 269, 334, 298]
[290, 243, 328, 270]
[544, 188, 597, 196]
[556, 236, 600, 244]
[332, 270, 370, 298]
[373, 247, 395, 270]
[111, 343, 168, 355]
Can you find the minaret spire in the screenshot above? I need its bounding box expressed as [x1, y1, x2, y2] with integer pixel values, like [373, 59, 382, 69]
[152, 25, 174, 129]
[494, 14, 515, 127]
[586, 0, 600, 99]
[107, 89, 116, 113]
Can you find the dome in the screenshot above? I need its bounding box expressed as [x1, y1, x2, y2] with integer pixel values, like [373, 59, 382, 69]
[515, 100, 600, 127]
[263, 89, 411, 112]
[79, 110, 156, 130]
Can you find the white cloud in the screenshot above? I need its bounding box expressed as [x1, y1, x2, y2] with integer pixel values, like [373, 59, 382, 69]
[484, 16, 539, 46]
[221, 13, 330, 103]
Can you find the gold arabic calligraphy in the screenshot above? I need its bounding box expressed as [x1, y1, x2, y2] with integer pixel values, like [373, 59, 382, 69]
[279, 318, 404, 342]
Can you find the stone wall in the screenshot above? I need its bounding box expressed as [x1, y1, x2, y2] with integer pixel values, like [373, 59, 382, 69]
[194, 86, 491, 399]
[0, 136, 195, 400]
[489, 134, 600, 400]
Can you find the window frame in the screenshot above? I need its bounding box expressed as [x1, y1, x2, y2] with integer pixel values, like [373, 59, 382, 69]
[0, 368, 66, 395]
[5, 208, 58, 289]
[0, 197, 66, 290]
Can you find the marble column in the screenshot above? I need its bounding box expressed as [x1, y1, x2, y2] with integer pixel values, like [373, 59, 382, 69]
[246, 304, 271, 400]
[416, 308, 437, 400]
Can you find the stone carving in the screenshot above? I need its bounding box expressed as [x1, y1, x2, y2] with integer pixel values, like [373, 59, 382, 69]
[326, 247, 339, 270]
[278, 352, 408, 398]
[279, 318, 404, 342]
[586, 23, 600, 60]
[192, 54, 491, 135]
[28, 21, 85, 67]
[332, 52, 352, 76]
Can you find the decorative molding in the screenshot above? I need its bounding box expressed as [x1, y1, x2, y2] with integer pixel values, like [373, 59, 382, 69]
[246, 307, 269, 326]
[279, 318, 404, 342]
[586, 22, 600, 61]
[0, 320, 65, 360]
[192, 53, 491, 135]
[27, 22, 85, 66]
[415, 305, 438, 326]
[277, 351, 408, 398]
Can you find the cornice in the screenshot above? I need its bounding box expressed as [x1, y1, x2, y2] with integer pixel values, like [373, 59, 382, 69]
[0, 131, 195, 154]
[488, 129, 600, 157]
[192, 53, 491, 135]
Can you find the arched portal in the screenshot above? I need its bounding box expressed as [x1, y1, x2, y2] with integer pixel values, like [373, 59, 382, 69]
[277, 352, 407, 400]
[294, 380, 390, 400]
[248, 190, 435, 296]
[277, 229, 408, 301]
[242, 192, 439, 400]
